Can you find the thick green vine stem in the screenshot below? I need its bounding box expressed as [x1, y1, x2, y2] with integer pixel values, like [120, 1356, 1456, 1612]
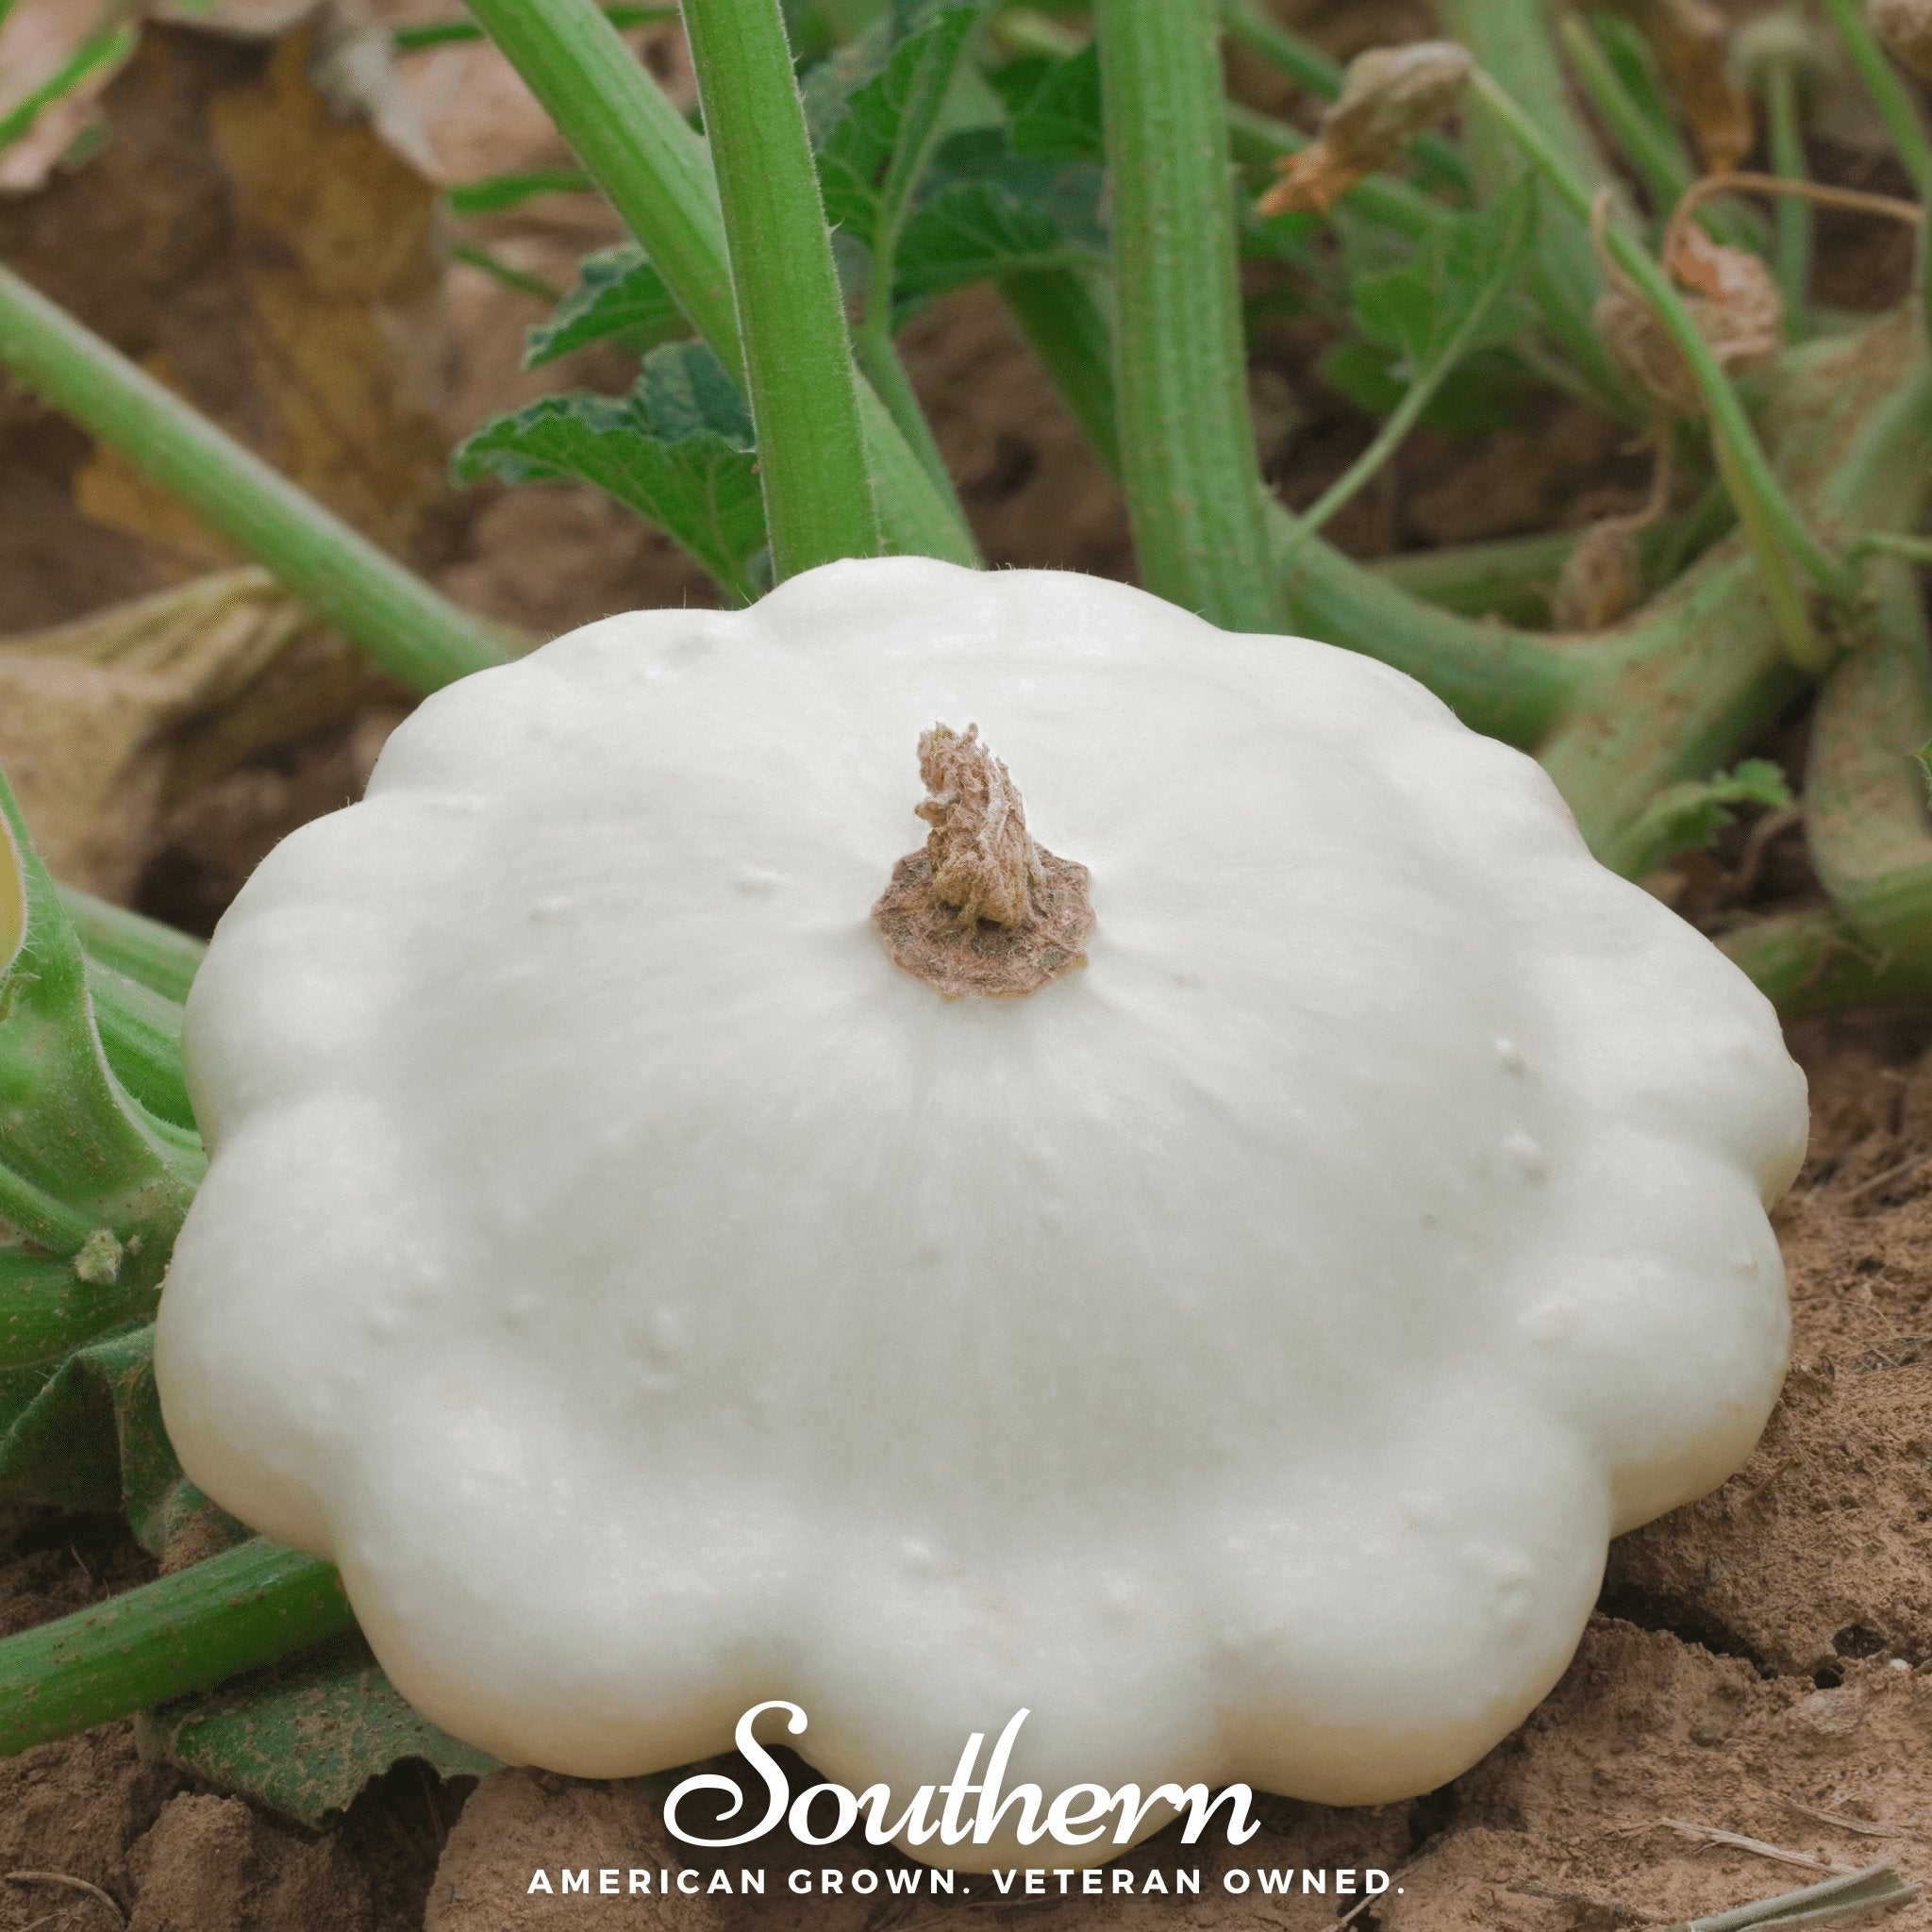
[1542, 317, 1932, 874]
[1719, 905, 1932, 1012]
[463, 0, 978, 570]
[1274, 523, 1584, 742]
[1758, 550, 1932, 1017]
[0, 268, 507, 696]
[0, 777, 204, 1368]
[1094, 0, 1284, 633]
[84, 963, 192, 1134]
[680, 0, 882, 577]
[0, 1541, 351, 1758]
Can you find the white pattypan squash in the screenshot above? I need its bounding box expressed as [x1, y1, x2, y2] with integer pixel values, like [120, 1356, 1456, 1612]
[155, 557, 1807, 1864]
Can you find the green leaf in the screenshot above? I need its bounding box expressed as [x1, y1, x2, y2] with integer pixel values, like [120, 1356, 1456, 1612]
[0, 773, 203, 1368]
[1277, 183, 1539, 558]
[524, 244, 690, 367]
[818, 4, 985, 264]
[0, 1316, 491, 1823]
[895, 127, 1105, 301]
[801, 16, 895, 150]
[1008, 41, 1103, 164]
[1348, 178, 1538, 382]
[1322, 340, 1527, 435]
[986, 52, 1059, 120]
[456, 342, 767, 603]
[142, 1636, 498, 1827]
[1623, 759, 1794, 878]
[0, 1320, 224, 1554]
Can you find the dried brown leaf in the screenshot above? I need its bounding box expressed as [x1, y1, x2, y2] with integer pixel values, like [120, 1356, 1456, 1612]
[1610, 0, 1756, 174]
[1257, 40, 1472, 218]
[0, 571, 330, 896]
[6, 25, 452, 592]
[1869, 0, 1932, 82]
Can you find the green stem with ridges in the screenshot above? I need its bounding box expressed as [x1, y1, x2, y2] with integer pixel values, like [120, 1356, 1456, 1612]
[55, 890, 206, 1008]
[0, 268, 506, 696]
[463, 0, 978, 568]
[1762, 57, 1812, 333]
[1094, 0, 1283, 632]
[0, 1541, 351, 1757]
[1816, 0, 1932, 194]
[1468, 67, 1851, 629]
[680, 0, 881, 576]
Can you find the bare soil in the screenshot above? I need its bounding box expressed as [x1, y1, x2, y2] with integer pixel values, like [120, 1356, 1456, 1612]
[2, 8, 1930, 1930]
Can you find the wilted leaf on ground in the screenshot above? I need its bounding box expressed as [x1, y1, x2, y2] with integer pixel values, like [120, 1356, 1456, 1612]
[0, 0, 438, 194]
[0, 1319, 216, 1553]
[142, 1636, 499, 1827]
[458, 341, 767, 604]
[0, 23, 451, 623]
[0, 570, 335, 898]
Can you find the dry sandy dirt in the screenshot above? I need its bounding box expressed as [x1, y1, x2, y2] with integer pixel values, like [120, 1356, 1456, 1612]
[2, 4, 1930, 1929]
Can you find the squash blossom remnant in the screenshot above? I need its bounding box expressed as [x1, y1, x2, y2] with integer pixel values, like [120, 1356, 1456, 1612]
[1603, 0, 1756, 172]
[1256, 42, 1472, 217]
[1595, 214, 1785, 416]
